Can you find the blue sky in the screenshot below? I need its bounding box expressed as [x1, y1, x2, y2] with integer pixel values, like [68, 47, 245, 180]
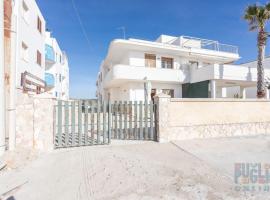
[36, 0, 270, 99]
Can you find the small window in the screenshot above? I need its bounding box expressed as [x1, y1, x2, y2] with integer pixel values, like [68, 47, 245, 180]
[55, 92, 58, 97]
[59, 74, 61, 82]
[37, 16, 42, 33]
[161, 57, 173, 69]
[37, 50, 42, 66]
[22, 1, 29, 22]
[162, 89, 174, 98]
[21, 42, 29, 61]
[145, 54, 156, 68]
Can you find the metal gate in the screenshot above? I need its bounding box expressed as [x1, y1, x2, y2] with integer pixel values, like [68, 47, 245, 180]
[111, 101, 156, 140]
[54, 100, 156, 148]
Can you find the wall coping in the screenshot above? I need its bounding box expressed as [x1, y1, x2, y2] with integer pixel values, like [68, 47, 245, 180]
[170, 98, 270, 102]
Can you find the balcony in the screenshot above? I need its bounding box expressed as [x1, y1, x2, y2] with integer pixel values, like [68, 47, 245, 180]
[45, 73, 55, 89]
[103, 64, 186, 88]
[190, 64, 270, 83]
[45, 44, 55, 63]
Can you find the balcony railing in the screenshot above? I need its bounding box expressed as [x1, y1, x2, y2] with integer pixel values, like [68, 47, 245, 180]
[130, 36, 239, 55]
[21, 71, 46, 94]
[45, 44, 55, 63]
[179, 36, 238, 54]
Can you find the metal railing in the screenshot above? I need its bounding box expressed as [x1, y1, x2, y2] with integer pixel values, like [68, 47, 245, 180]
[180, 36, 238, 54]
[21, 71, 46, 94]
[129, 36, 239, 55]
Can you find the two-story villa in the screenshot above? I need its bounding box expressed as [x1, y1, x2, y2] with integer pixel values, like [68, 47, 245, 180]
[97, 35, 270, 101]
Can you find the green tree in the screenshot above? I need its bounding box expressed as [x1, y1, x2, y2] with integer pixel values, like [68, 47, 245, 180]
[244, 3, 270, 98]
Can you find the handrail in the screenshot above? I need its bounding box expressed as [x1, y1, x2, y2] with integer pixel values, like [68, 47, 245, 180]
[129, 36, 239, 55]
[180, 36, 238, 54]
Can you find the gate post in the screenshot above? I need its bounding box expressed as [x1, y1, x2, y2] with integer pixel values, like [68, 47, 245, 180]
[154, 93, 171, 143]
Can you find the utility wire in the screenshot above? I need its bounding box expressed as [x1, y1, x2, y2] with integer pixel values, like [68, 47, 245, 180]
[70, 0, 92, 50]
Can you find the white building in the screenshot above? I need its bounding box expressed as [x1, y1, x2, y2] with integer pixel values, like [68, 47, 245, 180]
[2, 0, 69, 152]
[97, 35, 270, 101]
[237, 57, 270, 98]
[14, 0, 46, 91]
[45, 31, 69, 100]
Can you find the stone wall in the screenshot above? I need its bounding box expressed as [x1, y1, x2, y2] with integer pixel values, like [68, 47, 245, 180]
[154, 95, 270, 142]
[15, 91, 56, 151]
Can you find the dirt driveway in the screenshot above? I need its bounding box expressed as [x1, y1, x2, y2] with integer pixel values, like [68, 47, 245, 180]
[0, 136, 270, 200]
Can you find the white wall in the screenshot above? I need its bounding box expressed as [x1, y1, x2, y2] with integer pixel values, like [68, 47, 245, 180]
[127, 50, 186, 70]
[108, 82, 182, 101]
[15, 0, 46, 87]
[242, 57, 270, 69]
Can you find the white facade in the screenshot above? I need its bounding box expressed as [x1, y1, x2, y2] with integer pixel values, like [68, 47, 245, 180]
[45, 31, 69, 100]
[237, 56, 270, 98]
[97, 35, 267, 101]
[13, 0, 46, 87]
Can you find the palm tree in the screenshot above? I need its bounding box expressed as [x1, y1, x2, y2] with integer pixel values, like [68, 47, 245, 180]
[244, 3, 270, 98]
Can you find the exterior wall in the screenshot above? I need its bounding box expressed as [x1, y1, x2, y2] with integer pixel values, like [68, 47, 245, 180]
[4, 0, 12, 145]
[107, 82, 182, 101]
[14, 0, 46, 87]
[45, 32, 69, 100]
[225, 86, 257, 99]
[155, 95, 270, 142]
[15, 91, 55, 151]
[241, 57, 270, 69]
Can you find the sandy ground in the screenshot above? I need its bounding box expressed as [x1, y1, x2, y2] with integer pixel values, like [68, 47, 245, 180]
[0, 137, 270, 200]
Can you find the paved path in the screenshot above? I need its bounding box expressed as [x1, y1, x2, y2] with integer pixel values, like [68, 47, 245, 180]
[0, 138, 269, 200]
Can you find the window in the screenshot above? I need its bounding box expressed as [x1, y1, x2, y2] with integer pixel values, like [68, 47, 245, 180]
[60, 55, 62, 63]
[161, 57, 173, 69]
[59, 74, 62, 82]
[162, 89, 174, 98]
[145, 54, 156, 68]
[37, 50, 42, 66]
[37, 16, 42, 33]
[21, 42, 29, 61]
[22, 1, 29, 23]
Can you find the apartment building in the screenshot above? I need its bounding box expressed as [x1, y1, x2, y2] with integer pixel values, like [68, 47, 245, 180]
[2, 0, 69, 152]
[97, 35, 270, 101]
[3, 0, 70, 99]
[14, 0, 46, 92]
[45, 31, 69, 100]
